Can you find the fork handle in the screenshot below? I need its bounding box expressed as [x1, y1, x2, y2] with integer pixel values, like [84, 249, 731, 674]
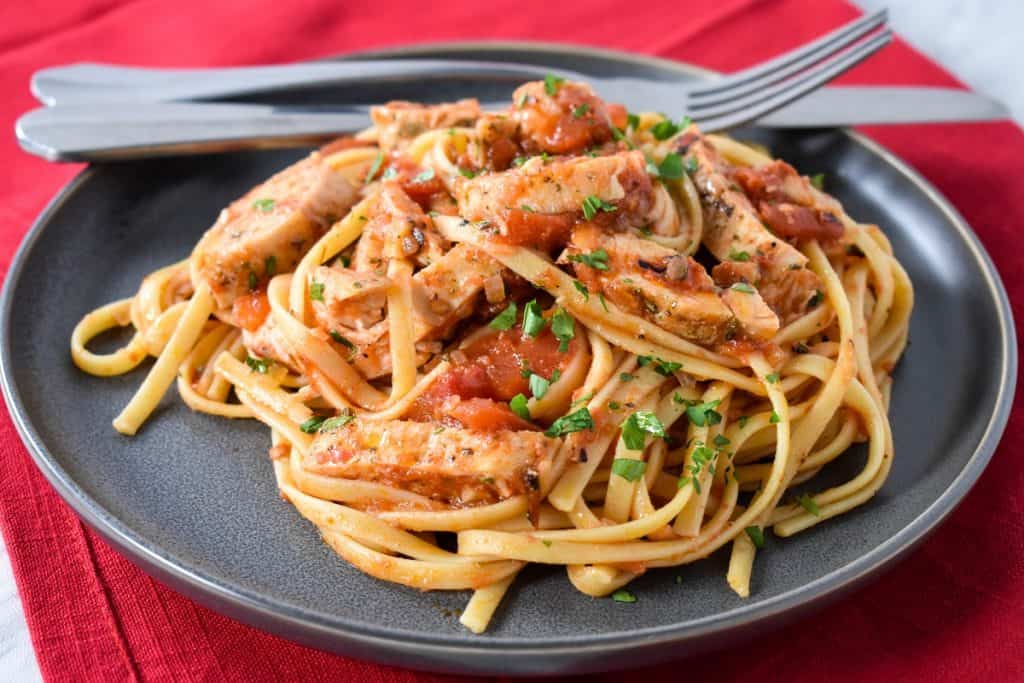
[15, 102, 372, 161]
[31, 59, 579, 105]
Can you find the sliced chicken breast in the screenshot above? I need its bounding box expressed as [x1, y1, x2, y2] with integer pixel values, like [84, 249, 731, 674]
[191, 153, 358, 310]
[306, 418, 552, 505]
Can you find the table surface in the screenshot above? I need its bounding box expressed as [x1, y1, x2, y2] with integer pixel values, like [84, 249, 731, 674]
[1, 1, 1021, 679]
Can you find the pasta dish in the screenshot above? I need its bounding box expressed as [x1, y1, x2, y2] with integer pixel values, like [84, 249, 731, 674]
[71, 77, 912, 633]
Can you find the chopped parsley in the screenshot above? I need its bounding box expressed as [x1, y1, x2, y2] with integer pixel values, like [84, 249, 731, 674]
[731, 282, 755, 294]
[248, 271, 258, 291]
[611, 589, 636, 603]
[807, 290, 824, 308]
[713, 433, 730, 447]
[550, 308, 575, 352]
[598, 292, 609, 312]
[738, 415, 750, 429]
[728, 249, 750, 262]
[544, 407, 594, 437]
[299, 416, 326, 433]
[309, 281, 325, 301]
[673, 393, 686, 405]
[457, 167, 476, 179]
[685, 399, 722, 427]
[520, 204, 535, 213]
[412, 168, 435, 183]
[245, 356, 270, 374]
[796, 493, 820, 516]
[745, 526, 765, 549]
[509, 394, 531, 421]
[512, 156, 528, 167]
[319, 414, 355, 432]
[620, 410, 666, 450]
[810, 173, 825, 190]
[581, 195, 617, 220]
[769, 410, 781, 424]
[619, 372, 635, 383]
[365, 152, 384, 184]
[572, 103, 590, 119]
[650, 115, 691, 141]
[489, 302, 518, 330]
[626, 112, 640, 130]
[646, 152, 684, 181]
[252, 198, 276, 212]
[264, 254, 277, 277]
[572, 279, 589, 301]
[567, 248, 610, 271]
[765, 372, 780, 384]
[611, 458, 648, 481]
[608, 400, 622, 410]
[544, 74, 564, 95]
[521, 300, 546, 338]
[637, 355, 682, 376]
[685, 156, 699, 174]
[528, 369, 560, 400]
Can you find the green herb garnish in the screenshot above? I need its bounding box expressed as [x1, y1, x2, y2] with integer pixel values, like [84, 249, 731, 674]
[309, 281, 325, 301]
[489, 302, 518, 331]
[544, 407, 594, 437]
[509, 393, 531, 421]
[521, 299, 546, 338]
[620, 410, 666, 450]
[611, 458, 648, 481]
[581, 195, 617, 221]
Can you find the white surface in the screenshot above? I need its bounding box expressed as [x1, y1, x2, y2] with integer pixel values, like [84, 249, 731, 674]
[856, 0, 1024, 124]
[1, 4, 1020, 680]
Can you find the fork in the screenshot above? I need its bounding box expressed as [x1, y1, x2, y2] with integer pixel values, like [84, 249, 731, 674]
[16, 11, 890, 161]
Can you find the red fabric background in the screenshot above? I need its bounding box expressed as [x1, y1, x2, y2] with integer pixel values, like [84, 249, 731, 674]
[0, 0, 1021, 680]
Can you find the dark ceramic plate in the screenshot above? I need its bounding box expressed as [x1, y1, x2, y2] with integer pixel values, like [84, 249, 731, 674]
[1, 43, 1016, 676]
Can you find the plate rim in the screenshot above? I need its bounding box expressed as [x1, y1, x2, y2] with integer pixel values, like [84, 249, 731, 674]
[0, 40, 1017, 665]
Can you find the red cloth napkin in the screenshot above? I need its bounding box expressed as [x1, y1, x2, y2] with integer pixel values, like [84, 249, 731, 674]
[1, 0, 1021, 680]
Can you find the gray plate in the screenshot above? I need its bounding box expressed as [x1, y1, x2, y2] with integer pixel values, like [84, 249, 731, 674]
[0, 43, 1016, 676]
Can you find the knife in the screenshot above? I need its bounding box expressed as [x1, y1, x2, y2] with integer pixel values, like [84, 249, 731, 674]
[15, 86, 1009, 163]
[762, 86, 1009, 126]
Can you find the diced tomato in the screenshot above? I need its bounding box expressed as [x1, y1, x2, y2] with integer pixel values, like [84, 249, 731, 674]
[606, 103, 629, 131]
[447, 398, 535, 431]
[406, 316, 578, 429]
[502, 209, 575, 252]
[232, 291, 270, 332]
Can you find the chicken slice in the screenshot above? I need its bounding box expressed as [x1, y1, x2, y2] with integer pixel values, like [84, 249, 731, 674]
[454, 151, 653, 250]
[308, 265, 390, 348]
[371, 98, 481, 154]
[410, 243, 504, 341]
[351, 183, 447, 274]
[306, 419, 552, 506]
[566, 224, 738, 346]
[682, 131, 821, 323]
[191, 153, 358, 310]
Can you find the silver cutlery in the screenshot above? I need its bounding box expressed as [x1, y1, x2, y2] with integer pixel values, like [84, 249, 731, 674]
[19, 11, 897, 161]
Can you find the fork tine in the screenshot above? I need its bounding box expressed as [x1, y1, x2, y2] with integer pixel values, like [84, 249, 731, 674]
[687, 28, 892, 120]
[687, 8, 888, 101]
[696, 29, 892, 132]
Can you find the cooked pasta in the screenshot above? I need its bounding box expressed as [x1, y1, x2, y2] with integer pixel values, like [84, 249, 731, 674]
[71, 77, 912, 632]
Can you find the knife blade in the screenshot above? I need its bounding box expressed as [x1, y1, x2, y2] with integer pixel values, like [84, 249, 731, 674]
[757, 86, 1010, 126]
